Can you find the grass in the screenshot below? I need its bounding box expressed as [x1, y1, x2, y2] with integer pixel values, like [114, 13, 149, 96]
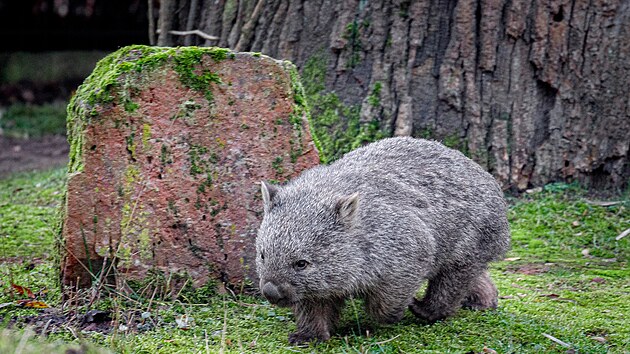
[0, 103, 68, 138]
[1, 169, 628, 353]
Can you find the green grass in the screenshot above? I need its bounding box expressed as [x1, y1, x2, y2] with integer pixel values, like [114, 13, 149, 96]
[1, 170, 628, 353]
[0, 103, 68, 138]
[0, 329, 111, 354]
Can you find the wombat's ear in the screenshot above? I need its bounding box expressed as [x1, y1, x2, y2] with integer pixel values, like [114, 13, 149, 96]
[335, 193, 360, 227]
[260, 181, 279, 212]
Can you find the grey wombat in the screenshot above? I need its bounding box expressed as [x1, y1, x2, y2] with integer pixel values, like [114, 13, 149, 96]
[256, 137, 510, 344]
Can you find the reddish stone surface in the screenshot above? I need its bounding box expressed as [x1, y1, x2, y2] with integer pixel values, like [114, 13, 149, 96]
[61, 49, 320, 292]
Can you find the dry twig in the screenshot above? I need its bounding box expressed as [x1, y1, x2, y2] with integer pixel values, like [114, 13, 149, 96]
[542, 333, 572, 348]
[616, 228, 630, 240]
[164, 29, 219, 41]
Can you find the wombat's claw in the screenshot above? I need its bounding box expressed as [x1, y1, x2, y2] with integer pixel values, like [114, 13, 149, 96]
[288, 331, 329, 345]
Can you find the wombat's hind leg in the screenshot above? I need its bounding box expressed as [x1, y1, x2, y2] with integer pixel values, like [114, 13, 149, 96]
[409, 267, 481, 322]
[461, 270, 498, 310]
[289, 298, 345, 345]
[364, 290, 409, 324]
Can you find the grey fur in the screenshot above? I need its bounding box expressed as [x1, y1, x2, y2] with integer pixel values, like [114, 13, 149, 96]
[256, 137, 510, 344]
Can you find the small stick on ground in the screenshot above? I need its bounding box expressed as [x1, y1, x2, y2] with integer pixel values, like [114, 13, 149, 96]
[616, 228, 630, 240]
[542, 333, 572, 348]
[373, 334, 401, 346]
[584, 199, 625, 207]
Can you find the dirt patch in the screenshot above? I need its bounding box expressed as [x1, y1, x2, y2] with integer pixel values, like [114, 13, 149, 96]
[2, 308, 113, 336]
[0, 135, 69, 178]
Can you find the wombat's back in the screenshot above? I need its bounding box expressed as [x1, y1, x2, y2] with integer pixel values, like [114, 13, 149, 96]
[288, 137, 510, 265]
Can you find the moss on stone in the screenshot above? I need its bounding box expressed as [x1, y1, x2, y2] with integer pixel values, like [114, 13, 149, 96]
[67, 45, 232, 173]
[142, 123, 151, 151]
[188, 144, 209, 176]
[280, 60, 315, 168]
[272, 156, 284, 176]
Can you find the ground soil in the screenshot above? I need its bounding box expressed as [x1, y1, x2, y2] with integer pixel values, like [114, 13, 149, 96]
[0, 135, 69, 178]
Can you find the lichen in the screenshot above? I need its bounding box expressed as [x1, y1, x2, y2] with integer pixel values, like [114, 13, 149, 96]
[142, 123, 151, 151]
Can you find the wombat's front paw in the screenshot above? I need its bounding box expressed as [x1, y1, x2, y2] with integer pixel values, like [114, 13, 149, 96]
[409, 298, 450, 323]
[288, 330, 330, 345]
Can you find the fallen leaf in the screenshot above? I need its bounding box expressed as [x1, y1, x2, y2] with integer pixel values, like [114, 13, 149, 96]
[483, 347, 498, 354]
[591, 277, 606, 284]
[0, 302, 13, 309]
[16, 299, 49, 308]
[11, 284, 35, 299]
[504, 257, 521, 261]
[499, 295, 514, 299]
[572, 221, 580, 227]
[581, 249, 591, 257]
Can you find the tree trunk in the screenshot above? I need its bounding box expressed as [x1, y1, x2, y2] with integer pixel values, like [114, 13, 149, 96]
[156, 0, 630, 191]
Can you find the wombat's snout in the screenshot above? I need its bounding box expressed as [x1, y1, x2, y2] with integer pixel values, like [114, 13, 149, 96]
[261, 282, 285, 305]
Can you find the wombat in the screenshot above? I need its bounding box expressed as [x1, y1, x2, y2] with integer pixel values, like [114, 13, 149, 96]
[256, 137, 510, 344]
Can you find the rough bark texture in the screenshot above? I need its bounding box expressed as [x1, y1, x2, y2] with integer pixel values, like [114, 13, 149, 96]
[61, 46, 320, 292]
[157, 0, 630, 191]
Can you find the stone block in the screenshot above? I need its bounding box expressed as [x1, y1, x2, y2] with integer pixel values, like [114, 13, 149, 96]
[61, 46, 320, 292]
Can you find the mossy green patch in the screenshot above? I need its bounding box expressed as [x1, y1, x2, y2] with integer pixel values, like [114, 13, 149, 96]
[141, 123, 151, 151]
[343, 21, 363, 69]
[301, 52, 388, 163]
[367, 82, 382, 107]
[172, 50, 222, 102]
[188, 144, 209, 176]
[67, 45, 232, 173]
[279, 60, 314, 167]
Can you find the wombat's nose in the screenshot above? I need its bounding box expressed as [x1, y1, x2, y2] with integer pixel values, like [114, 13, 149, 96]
[261, 282, 284, 304]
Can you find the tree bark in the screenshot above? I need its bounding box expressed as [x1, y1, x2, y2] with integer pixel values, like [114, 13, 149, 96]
[156, 0, 630, 191]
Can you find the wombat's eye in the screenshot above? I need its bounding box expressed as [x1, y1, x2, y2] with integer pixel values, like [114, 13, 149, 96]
[260, 252, 265, 260]
[294, 260, 308, 270]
